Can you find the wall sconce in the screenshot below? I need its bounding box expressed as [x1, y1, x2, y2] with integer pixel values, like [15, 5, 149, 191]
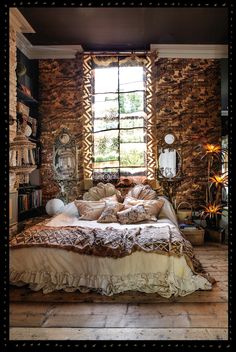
[9, 129, 37, 187]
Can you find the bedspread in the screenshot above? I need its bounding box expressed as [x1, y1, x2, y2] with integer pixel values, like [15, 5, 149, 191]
[9, 221, 214, 284]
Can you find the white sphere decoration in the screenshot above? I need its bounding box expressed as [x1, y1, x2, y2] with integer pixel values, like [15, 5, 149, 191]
[24, 124, 32, 137]
[46, 198, 65, 216]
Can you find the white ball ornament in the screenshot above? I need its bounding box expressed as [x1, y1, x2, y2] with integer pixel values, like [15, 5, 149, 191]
[46, 198, 65, 216]
[24, 124, 32, 137]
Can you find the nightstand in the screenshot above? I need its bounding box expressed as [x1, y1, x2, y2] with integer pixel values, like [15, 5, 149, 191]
[180, 227, 205, 246]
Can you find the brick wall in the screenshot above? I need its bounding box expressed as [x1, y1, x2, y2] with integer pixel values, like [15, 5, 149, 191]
[39, 55, 84, 204]
[39, 57, 221, 207]
[156, 58, 221, 207]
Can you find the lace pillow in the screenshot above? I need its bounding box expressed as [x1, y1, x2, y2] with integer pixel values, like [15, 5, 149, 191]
[100, 194, 119, 203]
[83, 182, 123, 202]
[117, 204, 156, 224]
[74, 200, 105, 220]
[123, 196, 165, 218]
[97, 202, 124, 223]
[127, 184, 157, 200]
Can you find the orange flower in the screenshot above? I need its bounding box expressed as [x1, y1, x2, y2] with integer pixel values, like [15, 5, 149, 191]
[209, 174, 228, 188]
[204, 144, 221, 153]
[200, 202, 223, 219]
[201, 144, 227, 161]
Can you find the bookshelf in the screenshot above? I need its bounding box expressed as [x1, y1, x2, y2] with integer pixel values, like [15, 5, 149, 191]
[16, 49, 43, 222]
[18, 186, 44, 221]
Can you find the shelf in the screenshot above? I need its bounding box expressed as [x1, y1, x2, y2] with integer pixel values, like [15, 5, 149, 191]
[18, 184, 41, 190]
[19, 206, 44, 214]
[18, 206, 45, 222]
[17, 88, 38, 104]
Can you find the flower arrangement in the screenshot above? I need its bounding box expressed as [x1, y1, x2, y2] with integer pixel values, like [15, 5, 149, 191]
[199, 143, 228, 230]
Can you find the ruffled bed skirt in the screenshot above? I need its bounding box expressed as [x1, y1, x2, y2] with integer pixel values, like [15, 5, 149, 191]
[10, 269, 211, 298]
[10, 247, 212, 297]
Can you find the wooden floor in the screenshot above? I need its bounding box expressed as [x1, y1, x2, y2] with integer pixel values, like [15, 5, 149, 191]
[9, 243, 228, 341]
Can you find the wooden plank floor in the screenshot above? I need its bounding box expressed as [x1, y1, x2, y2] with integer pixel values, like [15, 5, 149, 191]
[10, 243, 228, 341]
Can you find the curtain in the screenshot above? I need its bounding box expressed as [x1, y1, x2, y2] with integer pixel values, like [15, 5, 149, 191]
[82, 53, 157, 190]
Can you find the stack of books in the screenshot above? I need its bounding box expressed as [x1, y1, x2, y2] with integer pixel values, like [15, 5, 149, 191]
[18, 189, 42, 213]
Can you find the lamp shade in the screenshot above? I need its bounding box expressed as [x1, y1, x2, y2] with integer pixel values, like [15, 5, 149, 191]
[46, 198, 65, 216]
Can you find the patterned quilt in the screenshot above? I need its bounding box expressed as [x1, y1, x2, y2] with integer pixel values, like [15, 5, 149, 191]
[9, 220, 215, 284]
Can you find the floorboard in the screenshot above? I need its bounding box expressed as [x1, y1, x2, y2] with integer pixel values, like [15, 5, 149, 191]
[9, 327, 228, 340]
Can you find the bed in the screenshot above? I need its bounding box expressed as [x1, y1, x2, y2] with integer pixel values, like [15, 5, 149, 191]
[9, 183, 214, 298]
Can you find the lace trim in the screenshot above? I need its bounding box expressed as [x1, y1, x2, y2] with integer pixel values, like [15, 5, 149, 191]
[10, 269, 212, 297]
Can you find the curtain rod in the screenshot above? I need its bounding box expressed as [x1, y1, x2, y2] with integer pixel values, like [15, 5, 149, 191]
[82, 51, 150, 57]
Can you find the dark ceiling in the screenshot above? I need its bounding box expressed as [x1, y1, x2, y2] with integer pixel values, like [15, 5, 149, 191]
[19, 8, 228, 51]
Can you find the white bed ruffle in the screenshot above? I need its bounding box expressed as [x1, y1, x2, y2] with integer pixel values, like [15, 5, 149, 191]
[10, 248, 212, 297]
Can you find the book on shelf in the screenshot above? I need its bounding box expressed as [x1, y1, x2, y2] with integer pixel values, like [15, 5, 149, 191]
[18, 188, 42, 213]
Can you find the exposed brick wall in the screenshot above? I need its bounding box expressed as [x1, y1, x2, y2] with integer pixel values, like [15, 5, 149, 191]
[39, 55, 84, 205]
[156, 59, 221, 208]
[39, 57, 221, 208]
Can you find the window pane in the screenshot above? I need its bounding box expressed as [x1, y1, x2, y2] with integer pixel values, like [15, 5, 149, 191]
[93, 130, 119, 168]
[120, 128, 145, 143]
[120, 114, 146, 128]
[120, 143, 146, 167]
[94, 117, 119, 132]
[94, 67, 118, 93]
[119, 67, 144, 92]
[93, 93, 118, 120]
[119, 92, 144, 114]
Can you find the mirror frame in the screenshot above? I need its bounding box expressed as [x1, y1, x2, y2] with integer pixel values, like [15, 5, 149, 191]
[157, 131, 182, 180]
[53, 128, 78, 181]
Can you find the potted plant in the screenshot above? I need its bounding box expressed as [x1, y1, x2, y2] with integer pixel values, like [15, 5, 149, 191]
[199, 144, 228, 242]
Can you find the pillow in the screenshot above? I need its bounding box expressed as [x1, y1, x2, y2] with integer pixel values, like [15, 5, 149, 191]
[117, 204, 156, 224]
[127, 184, 157, 200]
[97, 202, 124, 223]
[157, 196, 179, 227]
[74, 200, 105, 220]
[83, 182, 123, 202]
[100, 194, 119, 203]
[63, 201, 79, 217]
[123, 196, 165, 218]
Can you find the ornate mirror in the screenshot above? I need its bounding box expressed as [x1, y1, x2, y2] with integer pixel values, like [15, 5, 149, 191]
[157, 132, 182, 180]
[159, 148, 181, 178]
[53, 129, 77, 180]
[157, 131, 183, 204]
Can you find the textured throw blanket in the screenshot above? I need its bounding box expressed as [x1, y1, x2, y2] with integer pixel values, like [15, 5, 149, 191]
[9, 221, 214, 284]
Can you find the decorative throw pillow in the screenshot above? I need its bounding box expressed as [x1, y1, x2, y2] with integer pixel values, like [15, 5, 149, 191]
[83, 182, 123, 202]
[100, 194, 119, 203]
[97, 202, 124, 223]
[117, 204, 156, 224]
[127, 184, 157, 200]
[74, 200, 105, 220]
[123, 196, 165, 218]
